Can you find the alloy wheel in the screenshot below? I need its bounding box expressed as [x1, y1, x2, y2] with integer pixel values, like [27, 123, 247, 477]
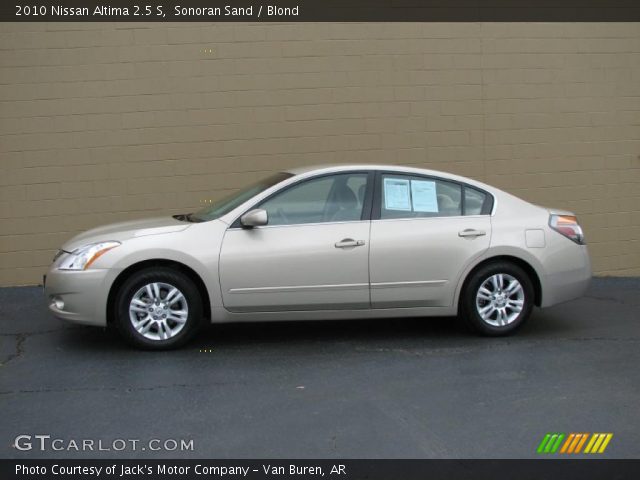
[128, 282, 189, 341]
[475, 273, 525, 327]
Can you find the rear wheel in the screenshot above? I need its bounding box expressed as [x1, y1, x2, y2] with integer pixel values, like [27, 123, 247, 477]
[115, 267, 203, 350]
[460, 262, 534, 336]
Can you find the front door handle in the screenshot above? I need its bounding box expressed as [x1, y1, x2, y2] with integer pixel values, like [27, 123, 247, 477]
[335, 238, 366, 248]
[458, 229, 486, 238]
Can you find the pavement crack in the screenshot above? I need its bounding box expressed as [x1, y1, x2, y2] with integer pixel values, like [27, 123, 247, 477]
[0, 326, 82, 337]
[0, 327, 84, 366]
[585, 294, 639, 306]
[0, 381, 245, 396]
[0, 333, 26, 367]
[567, 336, 640, 342]
[354, 336, 640, 357]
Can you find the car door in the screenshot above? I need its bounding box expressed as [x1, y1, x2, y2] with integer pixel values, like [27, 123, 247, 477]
[219, 171, 373, 312]
[369, 172, 493, 308]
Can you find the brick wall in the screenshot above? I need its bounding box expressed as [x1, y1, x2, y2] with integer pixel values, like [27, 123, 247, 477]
[1, 22, 639, 285]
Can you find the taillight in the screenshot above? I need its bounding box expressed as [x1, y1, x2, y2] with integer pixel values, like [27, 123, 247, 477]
[549, 214, 585, 245]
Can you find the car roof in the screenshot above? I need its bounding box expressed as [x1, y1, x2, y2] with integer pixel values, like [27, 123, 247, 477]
[284, 164, 496, 193]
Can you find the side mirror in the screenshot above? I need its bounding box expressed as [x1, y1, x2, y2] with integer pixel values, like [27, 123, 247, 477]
[240, 209, 268, 228]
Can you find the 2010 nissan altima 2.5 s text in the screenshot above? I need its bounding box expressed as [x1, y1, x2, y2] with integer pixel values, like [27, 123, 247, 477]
[44, 165, 591, 349]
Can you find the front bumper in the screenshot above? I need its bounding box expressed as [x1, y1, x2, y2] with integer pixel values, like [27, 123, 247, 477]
[44, 267, 110, 326]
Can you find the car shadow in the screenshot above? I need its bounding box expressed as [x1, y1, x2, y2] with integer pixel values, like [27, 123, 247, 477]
[56, 306, 581, 354]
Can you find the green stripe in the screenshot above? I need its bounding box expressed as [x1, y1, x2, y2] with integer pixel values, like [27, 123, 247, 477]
[544, 434, 558, 453]
[537, 434, 552, 453]
[550, 434, 565, 453]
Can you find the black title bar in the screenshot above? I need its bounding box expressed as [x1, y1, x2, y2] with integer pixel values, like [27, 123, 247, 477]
[3, 0, 640, 22]
[3, 460, 640, 480]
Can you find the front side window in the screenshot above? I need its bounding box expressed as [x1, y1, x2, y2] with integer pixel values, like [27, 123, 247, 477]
[380, 174, 462, 219]
[259, 173, 368, 226]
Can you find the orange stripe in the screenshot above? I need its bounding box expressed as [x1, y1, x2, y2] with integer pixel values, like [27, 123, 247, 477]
[560, 434, 575, 454]
[574, 433, 589, 453]
[567, 434, 581, 453]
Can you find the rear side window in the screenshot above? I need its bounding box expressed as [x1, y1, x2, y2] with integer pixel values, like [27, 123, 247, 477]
[380, 174, 462, 219]
[378, 173, 493, 219]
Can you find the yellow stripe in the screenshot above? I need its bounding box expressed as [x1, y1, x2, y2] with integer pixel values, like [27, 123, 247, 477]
[584, 434, 598, 453]
[560, 434, 575, 454]
[574, 433, 589, 453]
[598, 434, 613, 453]
[590, 434, 606, 454]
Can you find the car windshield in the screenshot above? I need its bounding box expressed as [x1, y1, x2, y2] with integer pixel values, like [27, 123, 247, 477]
[189, 172, 293, 222]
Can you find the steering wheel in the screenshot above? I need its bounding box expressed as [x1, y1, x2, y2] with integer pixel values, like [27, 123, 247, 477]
[276, 207, 290, 224]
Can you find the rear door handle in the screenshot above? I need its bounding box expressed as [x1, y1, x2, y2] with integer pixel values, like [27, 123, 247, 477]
[458, 229, 486, 238]
[335, 238, 366, 248]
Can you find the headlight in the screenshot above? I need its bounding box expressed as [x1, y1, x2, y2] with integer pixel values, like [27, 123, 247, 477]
[58, 241, 121, 271]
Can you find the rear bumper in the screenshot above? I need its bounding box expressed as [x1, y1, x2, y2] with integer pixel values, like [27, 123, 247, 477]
[541, 245, 591, 307]
[43, 267, 110, 326]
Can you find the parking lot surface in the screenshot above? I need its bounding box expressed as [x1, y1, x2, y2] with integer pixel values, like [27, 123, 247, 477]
[1, 278, 639, 459]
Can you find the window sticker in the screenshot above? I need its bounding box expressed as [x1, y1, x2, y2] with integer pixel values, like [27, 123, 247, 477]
[410, 180, 438, 212]
[383, 178, 411, 211]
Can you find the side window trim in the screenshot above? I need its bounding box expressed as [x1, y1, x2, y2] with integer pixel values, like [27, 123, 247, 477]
[230, 170, 375, 228]
[360, 171, 375, 221]
[371, 170, 494, 220]
[462, 185, 467, 216]
[371, 170, 382, 220]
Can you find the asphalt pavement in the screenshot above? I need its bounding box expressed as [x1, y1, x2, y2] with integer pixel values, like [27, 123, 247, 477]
[1, 278, 639, 459]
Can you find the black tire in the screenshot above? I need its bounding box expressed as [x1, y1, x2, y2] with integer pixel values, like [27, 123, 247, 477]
[460, 261, 534, 336]
[115, 267, 203, 350]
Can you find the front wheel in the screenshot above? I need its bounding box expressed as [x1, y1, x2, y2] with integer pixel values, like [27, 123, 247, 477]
[115, 267, 203, 350]
[460, 262, 534, 336]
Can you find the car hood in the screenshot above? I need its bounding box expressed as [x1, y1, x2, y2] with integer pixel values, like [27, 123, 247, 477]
[61, 216, 191, 252]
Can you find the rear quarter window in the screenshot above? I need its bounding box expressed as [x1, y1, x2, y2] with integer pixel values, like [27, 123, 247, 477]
[464, 187, 488, 215]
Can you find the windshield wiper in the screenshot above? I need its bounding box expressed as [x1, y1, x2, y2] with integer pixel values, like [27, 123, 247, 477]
[172, 213, 202, 223]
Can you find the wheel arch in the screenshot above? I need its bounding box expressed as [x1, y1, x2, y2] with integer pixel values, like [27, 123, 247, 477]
[106, 259, 212, 326]
[455, 254, 543, 313]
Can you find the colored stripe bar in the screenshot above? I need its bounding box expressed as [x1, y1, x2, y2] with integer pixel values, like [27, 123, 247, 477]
[540, 432, 613, 454]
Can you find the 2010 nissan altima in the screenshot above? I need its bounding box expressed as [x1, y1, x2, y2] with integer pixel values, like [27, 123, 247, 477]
[44, 165, 591, 349]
